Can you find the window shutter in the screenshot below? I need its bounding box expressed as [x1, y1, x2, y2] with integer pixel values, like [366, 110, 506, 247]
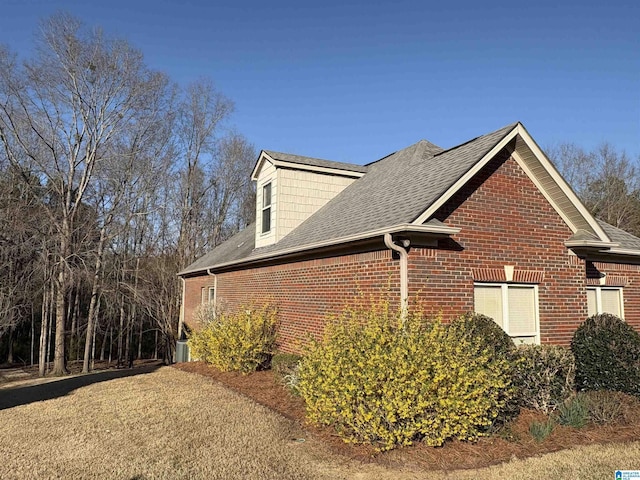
[507, 287, 536, 335]
[474, 285, 503, 327]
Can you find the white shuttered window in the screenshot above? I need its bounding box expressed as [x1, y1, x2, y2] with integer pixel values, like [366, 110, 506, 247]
[474, 284, 539, 344]
[586, 287, 623, 318]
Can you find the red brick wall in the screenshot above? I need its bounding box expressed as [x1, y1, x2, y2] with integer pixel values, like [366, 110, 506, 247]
[183, 275, 216, 330]
[184, 251, 399, 352]
[411, 154, 588, 345]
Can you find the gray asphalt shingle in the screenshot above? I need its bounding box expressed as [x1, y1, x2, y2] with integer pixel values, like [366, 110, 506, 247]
[597, 219, 640, 250]
[263, 150, 368, 174]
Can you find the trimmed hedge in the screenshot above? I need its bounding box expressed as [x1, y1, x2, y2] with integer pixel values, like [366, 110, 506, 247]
[571, 313, 640, 396]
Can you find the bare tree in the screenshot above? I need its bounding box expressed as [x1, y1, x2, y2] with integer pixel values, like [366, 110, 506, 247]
[548, 142, 640, 236]
[0, 14, 172, 374]
[175, 79, 234, 266]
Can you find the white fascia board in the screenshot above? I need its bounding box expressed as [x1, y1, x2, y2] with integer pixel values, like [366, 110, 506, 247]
[272, 159, 365, 178]
[204, 223, 460, 272]
[251, 151, 365, 180]
[564, 240, 619, 249]
[250, 151, 273, 181]
[514, 124, 611, 242]
[605, 247, 640, 257]
[412, 125, 520, 225]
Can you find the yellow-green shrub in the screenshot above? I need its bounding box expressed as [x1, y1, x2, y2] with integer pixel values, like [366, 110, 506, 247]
[187, 303, 278, 374]
[296, 304, 514, 451]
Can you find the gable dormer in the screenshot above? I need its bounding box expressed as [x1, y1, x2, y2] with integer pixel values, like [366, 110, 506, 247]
[251, 150, 366, 248]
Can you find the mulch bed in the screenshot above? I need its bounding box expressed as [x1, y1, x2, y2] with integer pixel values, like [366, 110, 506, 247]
[173, 361, 640, 471]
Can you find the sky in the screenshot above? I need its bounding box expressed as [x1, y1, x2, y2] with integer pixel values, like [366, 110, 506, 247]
[0, 0, 638, 165]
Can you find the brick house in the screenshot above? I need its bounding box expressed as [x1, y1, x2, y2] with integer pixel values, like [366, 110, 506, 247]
[178, 122, 640, 351]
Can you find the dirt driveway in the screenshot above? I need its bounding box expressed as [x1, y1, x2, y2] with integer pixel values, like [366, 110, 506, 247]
[0, 366, 637, 479]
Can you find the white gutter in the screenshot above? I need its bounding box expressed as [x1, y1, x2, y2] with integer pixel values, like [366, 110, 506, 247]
[178, 277, 186, 339]
[604, 248, 640, 257]
[384, 233, 409, 321]
[564, 240, 619, 249]
[178, 223, 460, 276]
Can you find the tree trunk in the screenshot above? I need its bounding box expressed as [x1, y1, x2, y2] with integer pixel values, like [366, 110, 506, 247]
[108, 325, 113, 365]
[6, 323, 14, 365]
[52, 265, 68, 375]
[153, 330, 158, 360]
[30, 306, 35, 366]
[117, 299, 125, 367]
[69, 287, 78, 364]
[90, 296, 99, 371]
[46, 286, 54, 372]
[38, 279, 49, 376]
[52, 224, 70, 376]
[83, 226, 107, 373]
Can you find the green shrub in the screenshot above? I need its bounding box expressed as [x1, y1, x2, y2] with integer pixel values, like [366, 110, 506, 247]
[571, 313, 640, 396]
[511, 345, 575, 414]
[449, 312, 516, 357]
[554, 394, 589, 428]
[297, 304, 515, 451]
[529, 418, 554, 442]
[187, 303, 278, 374]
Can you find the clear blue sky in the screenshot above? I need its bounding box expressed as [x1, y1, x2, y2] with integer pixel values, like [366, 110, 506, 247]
[1, 0, 638, 164]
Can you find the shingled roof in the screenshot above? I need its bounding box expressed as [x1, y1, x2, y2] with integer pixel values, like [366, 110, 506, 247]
[262, 150, 368, 174]
[179, 122, 640, 276]
[597, 219, 640, 251]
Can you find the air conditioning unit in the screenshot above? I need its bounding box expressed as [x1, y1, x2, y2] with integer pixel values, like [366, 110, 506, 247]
[175, 340, 190, 363]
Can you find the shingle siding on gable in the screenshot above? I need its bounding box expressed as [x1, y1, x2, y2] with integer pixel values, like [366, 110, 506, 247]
[409, 153, 588, 345]
[277, 169, 356, 240]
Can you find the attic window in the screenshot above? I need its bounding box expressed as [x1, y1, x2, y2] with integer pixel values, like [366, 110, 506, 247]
[261, 182, 272, 234]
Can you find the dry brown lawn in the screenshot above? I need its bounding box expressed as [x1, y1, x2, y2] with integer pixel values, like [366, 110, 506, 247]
[0, 365, 639, 479]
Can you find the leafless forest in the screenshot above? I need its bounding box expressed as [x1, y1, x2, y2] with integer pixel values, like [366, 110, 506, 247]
[0, 14, 638, 375]
[0, 13, 255, 374]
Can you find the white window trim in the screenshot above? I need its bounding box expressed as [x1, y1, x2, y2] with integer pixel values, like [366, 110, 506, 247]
[201, 279, 217, 306]
[261, 182, 272, 234]
[587, 286, 624, 318]
[474, 283, 540, 344]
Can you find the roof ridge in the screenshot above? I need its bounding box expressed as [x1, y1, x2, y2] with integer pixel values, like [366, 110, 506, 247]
[364, 139, 442, 167]
[433, 122, 519, 158]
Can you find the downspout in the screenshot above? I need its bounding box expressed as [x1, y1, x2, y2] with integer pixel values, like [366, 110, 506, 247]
[384, 233, 409, 321]
[178, 277, 186, 339]
[206, 268, 216, 307]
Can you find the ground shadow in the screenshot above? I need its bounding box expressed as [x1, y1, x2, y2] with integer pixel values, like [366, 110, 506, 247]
[0, 363, 162, 410]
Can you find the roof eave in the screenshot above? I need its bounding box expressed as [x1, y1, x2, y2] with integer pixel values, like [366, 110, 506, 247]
[564, 241, 640, 260]
[198, 223, 460, 274]
[564, 240, 620, 249]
